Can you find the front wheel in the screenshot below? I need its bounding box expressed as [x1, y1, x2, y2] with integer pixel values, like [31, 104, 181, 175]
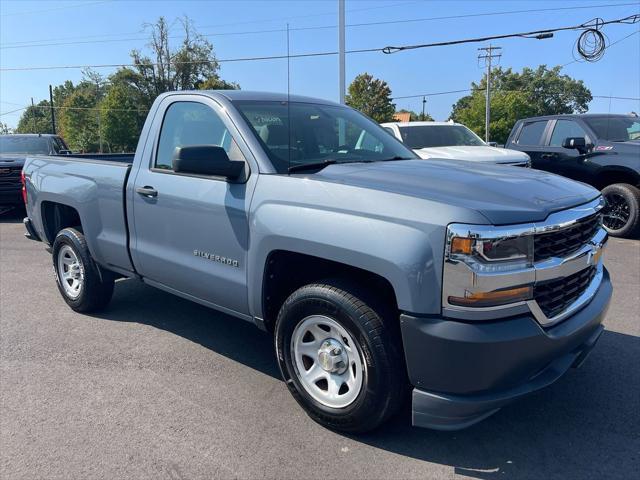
[52, 228, 115, 312]
[275, 280, 407, 433]
[602, 183, 640, 238]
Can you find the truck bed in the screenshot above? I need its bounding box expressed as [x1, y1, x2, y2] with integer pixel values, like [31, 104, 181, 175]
[23, 153, 135, 274]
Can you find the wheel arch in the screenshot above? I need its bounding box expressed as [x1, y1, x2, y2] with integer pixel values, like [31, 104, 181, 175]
[41, 201, 82, 244]
[260, 249, 400, 332]
[595, 166, 640, 190]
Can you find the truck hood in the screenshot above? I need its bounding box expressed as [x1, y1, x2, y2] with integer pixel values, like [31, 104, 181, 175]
[0, 154, 26, 167]
[413, 145, 529, 164]
[313, 159, 600, 224]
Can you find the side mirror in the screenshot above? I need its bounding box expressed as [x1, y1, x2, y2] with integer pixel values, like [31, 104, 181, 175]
[487, 141, 498, 147]
[562, 137, 587, 153]
[172, 145, 244, 179]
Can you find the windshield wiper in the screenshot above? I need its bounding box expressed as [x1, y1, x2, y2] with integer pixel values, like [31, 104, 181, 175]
[288, 156, 413, 173]
[288, 159, 339, 173]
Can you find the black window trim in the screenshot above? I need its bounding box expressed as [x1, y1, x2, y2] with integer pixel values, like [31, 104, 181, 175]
[515, 119, 551, 146]
[149, 97, 250, 183]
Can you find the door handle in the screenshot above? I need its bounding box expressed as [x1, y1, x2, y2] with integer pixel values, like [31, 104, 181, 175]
[540, 153, 557, 160]
[136, 186, 158, 198]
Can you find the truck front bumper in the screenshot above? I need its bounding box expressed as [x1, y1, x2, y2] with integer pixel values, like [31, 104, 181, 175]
[400, 267, 612, 430]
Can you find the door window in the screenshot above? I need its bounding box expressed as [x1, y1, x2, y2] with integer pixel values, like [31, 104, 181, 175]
[516, 121, 548, 146]
[155, 101, 244, 170]
[549, 120, 589, 146]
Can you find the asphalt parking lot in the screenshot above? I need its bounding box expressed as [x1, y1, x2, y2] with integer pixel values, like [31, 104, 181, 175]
[1, 208, 638, 480]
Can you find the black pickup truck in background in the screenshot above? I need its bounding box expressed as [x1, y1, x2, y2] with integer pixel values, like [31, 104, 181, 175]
[0, 134, 69, 207]
[505, 114, 640, 238]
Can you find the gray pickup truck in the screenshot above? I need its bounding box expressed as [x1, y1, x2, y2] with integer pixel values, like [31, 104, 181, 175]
[22, 90, 612, 433]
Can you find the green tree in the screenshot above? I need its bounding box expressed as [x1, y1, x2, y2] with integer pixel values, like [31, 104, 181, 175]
[59, 89, 100, 152]
[451, 65, 592, 144]
[15, 101, 53, 134]
[100, 83, 146, 152]
[346, 73, 395, 123]
[111, 16, 239, 110]
[0, 122, 12, 134]
[453, 90, 537, 144]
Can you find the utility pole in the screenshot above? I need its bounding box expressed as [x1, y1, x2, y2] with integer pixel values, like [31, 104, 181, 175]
[48, 85, 56, 135]
[421, 96, 426, 120]
[477, 45, 501, 142]
[338, 0, 345, 104]
[96, 80, 103, 153]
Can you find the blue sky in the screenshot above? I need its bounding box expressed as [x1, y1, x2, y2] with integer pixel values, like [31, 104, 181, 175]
[1, 0, 639, 128]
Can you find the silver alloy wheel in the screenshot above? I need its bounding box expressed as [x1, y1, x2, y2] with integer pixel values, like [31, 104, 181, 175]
[57, 244, 84, 299]
[290, 315, 365, 409]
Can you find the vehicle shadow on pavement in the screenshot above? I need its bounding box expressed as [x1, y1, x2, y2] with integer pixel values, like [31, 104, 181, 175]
[94, 279, 639, 480]
[91, 278, 281, 379]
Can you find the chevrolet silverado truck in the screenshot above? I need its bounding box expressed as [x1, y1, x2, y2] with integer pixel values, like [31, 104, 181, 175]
[22, 91, 611, 432]
[505, 114, 640, 238]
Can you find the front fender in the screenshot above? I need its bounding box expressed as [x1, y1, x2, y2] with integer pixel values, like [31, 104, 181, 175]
[248, 202, 445, 317]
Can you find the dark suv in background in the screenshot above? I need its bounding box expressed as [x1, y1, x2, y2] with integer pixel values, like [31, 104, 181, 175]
[0, 134, 69, 207]
[506, 114, 640, 238]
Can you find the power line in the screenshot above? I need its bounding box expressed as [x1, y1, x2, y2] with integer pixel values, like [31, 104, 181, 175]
[0, 0, 111, 18]
[392, 88, 640, 101]
[0, 47, 387, 72]
[2, 2, 637, 50]
[0, 1, 417, 47]
[382, 14, 640, 54]
[562, 28, 640, 66]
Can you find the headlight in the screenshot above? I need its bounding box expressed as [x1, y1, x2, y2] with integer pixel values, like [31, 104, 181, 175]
[444, 226, 535, 309]
[448, 234, 533, 268]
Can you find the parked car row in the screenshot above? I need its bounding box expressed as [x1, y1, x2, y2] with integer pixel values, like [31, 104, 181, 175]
[383, 114, 640, 238]
[21, 90, 612, 433]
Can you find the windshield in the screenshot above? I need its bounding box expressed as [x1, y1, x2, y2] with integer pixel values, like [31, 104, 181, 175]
[583, 116, 640, 142]
[399, 124, 485, 149]
[0, 136, 53, 154]
[235, 101, 416, 173]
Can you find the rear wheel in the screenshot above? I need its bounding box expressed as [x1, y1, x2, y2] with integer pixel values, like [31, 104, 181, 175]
[602, 183, 640, 238]
[52, 228, 115, 312]
[274, 279, 407, 433]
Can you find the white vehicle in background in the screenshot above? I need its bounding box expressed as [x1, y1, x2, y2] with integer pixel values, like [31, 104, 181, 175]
[381, 121, 531, 167]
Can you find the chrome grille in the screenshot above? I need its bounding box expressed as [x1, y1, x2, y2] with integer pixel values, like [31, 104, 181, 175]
[534, 267, 596, 319]
[534, 213, 601, 261]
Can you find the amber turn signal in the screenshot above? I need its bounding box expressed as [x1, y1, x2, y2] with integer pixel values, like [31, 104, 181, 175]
[449, 286, 533, 308]
[450, 237, 473, 255]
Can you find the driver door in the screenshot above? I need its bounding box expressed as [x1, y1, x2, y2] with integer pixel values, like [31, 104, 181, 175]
[130, 96, 256, 316]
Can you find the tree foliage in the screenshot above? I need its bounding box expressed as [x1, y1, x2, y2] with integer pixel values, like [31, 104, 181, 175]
[15, 101, 53, 134]
[58, 89, 100, 152]
[346, 73, 396, 123]
[451, 65, 592, 144]
[100, 83, 146, 152]
[14, 16, 238, 152]
[0, 122, 12, 134]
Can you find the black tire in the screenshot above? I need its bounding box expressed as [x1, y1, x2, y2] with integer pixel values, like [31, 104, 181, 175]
[52, 228, 114, 312]
[274, 279, 407, 433]
[602, 183, 640, 238]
